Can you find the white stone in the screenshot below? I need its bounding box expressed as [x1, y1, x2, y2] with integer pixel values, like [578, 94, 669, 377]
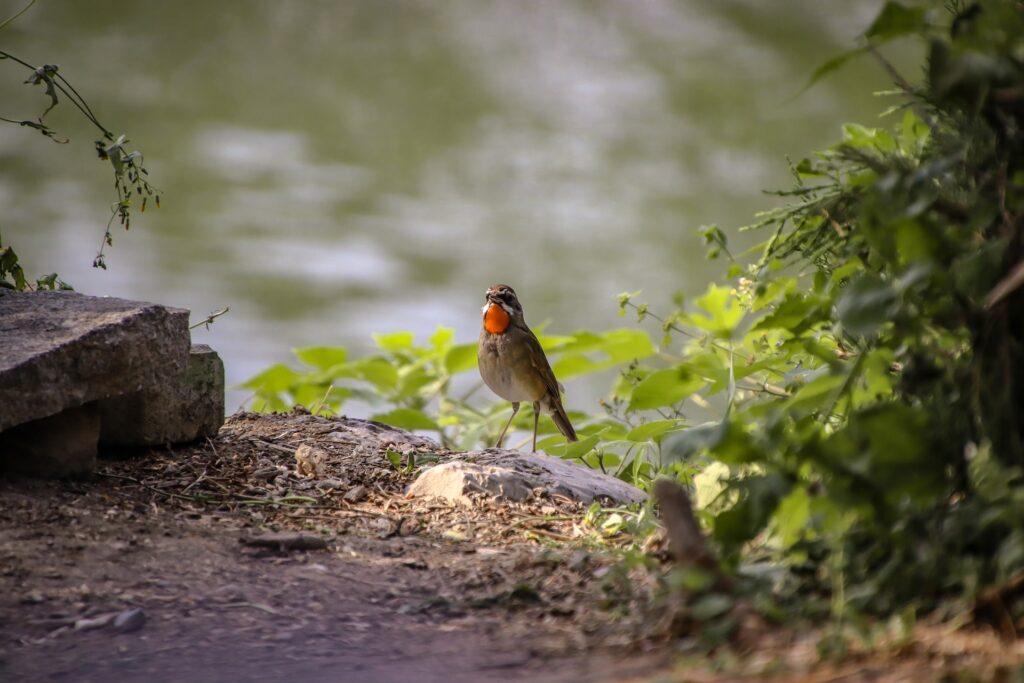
[407, 450, 646, 506]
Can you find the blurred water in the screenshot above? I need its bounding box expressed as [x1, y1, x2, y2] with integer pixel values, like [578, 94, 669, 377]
[0, 0, 917, 413]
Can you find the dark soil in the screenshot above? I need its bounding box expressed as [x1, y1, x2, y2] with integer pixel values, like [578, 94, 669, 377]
[0, 411, 667, 683]
[2, 411, 1021, 683]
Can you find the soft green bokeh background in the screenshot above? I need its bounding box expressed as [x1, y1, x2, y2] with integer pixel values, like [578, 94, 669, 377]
[0, 1, 915, 411]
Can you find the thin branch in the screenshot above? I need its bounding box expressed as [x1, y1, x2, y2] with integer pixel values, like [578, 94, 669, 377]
[0, 0, 36, 32]
[866, 43, 915, 94]
[189, 306, 230, 330]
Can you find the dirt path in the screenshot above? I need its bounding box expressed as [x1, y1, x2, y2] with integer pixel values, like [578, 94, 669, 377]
[4, 411, 1021, 682]
[0, 412, 668, 682]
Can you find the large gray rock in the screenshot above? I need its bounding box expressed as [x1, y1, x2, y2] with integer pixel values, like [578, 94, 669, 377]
[0, 291, 189, 432]
[407, 450, 646, 506]
[0, 290, 225, 477]
[99, 344, 225, 447]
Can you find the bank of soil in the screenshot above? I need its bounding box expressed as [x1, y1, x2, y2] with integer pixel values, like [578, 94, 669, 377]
[0, 411, 667, 683]
[1, 411, 1021, 682]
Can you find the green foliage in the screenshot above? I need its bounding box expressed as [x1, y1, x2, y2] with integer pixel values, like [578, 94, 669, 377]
[628, 0, 1024, 620]
[0, 0, 162, 285]
[243, 326, 657, 454]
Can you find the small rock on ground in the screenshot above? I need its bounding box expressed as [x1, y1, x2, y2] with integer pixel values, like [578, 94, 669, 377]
[407, 450, 645, 506]
[113, 608, 146, 633]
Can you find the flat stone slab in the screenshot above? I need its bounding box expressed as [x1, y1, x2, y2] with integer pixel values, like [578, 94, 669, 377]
[0, 290, 189, 432]
[407, 449, 646, 506]
[99, 344, 225, 447]
[0, 290, 225, 477]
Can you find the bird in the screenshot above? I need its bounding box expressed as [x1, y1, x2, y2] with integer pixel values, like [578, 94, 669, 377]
[477, 283, 578, 452]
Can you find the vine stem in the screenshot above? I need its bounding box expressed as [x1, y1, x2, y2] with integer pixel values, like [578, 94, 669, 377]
[0, 0, 36, 31]
[624, 300, 788, 380]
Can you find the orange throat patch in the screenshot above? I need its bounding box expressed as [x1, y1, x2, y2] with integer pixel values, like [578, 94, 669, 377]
[483, 302, 511, 334]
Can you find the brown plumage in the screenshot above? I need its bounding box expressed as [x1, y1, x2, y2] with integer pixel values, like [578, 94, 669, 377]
[477, 283, 577, 451]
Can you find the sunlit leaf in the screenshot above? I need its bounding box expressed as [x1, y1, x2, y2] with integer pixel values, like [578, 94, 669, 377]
[773, 487, 812, 548]
[353, 357, 399, 390]
[625, 419, 686, 443]
[785, 372, 846, 414]
[444, 343, 478, 374]
[865, 1, 928, 42]
[551, 329, 656, 379]
[627, 368, 705, 411]
[545, 433, 601, 459]
[752, 292, 827, 335]
[294, 345, 348, 370]
[240, 363, 300, 392]
[687, 284, 744, 338]
[799, 47, 867, 94]
[373, 331, 415, 351]
[429, 326, 454, 352]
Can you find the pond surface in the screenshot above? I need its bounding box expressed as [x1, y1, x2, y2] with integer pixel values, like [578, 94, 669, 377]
[0, 1, 916, 412]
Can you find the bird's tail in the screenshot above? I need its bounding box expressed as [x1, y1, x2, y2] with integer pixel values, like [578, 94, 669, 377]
[542, 392, 577, 442]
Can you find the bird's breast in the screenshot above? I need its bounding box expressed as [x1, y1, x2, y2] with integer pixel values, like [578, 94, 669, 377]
[478, 330, 544, 402]
[482, 303, 511, 335]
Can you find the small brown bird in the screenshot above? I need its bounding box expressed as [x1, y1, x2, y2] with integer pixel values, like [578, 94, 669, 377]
[477, 283, 578, 451]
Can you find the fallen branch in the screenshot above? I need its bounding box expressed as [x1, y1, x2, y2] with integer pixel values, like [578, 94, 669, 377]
[239, 532, 329, 552]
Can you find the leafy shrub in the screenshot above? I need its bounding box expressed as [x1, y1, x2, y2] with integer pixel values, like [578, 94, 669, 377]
[247, 0, 1024, 621]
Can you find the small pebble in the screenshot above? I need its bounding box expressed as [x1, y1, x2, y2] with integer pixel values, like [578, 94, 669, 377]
[343, 485, 368, 503]
[113, 608, 146, 633]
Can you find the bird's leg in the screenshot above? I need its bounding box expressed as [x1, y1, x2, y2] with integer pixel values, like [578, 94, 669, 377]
[531, 401, 540, 452]
[495, 402, 520, 448]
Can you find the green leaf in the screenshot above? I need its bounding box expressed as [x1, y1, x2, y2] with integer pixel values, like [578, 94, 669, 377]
[395, 364, 435, 399]
[550, 329, 656, 379]
[841, 123, 897, 153]
[429, 326, 454, 352]
[625, 419, 686, 443]
[687, 284, 744, 338]
[444, 343, 478, 374]
[835, 273, 899, 337]
[373, 331, 415, 351]
[967, 441, 1012, 503]
[773, 488, 812, 548]
[713, 474, 792, 546]
[664, 421, 727, 460]
[545, 433, 601, 459]
[385, 448, 402, 469]
[294, 346, 348, 370]
[627, 368, 705, 411]
[799, 47, 867, 93]
[865, 2, 927, 42]
[353, 357, 399, 390]
[785, 372, 846, 414]
[240, 363, 300, 392]
[690, 593, 734, 621]
[668, 567, 716, 593]
[292, 383, 347, 410]
[752, 292, 827, 335]
[371, 408, 438, 431]
[899, 109, 930, 155]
